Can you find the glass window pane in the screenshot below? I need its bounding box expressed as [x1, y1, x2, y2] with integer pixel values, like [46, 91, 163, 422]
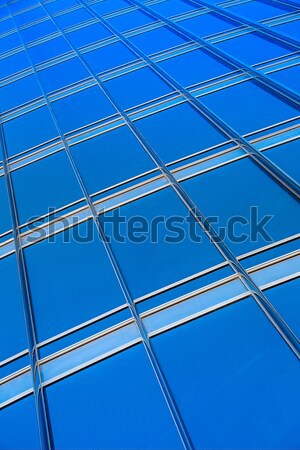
[1, 396, 40, 450]
[54, 8, 93, 29]
[100, 187, 224, 298]
[274, 19, 300, 40]
[264, 278, 300, 338]
[108, 9, 156, 32]
[0, 254, 28, 361]
[46, 344, 184, 450]
[0, 32, 21, 55]
[3, 106, 58, 157]
[20, 20, 58, 44]
[71, 125, 155, 194]
[45, 0, 78, 14]
[0, 75, 41, 113]
[24, 220, 126, 342]
[130, 26, 188, 56]
[136, 102, 227, 163]
[182, 157, 300, 255]
[264, 138, 300, 184]
[91, 0, 130, 16]
[105, 67, 172, 110]
[150, 0, 198, 17]
[269, 64, 300, 95]
[0, 176, 12, 234]
[51, 86, 116, 134]
[181, 12, 240, 38]
[152, 297, 300, 449]
[159, 47, 234, 87]
[28, 36, 71, 65]
[0, 51, 29, 81]
[66, 22, 112, 49]
[201, 80, 299, 135]
[38, 58, 90, 93]
[82, 42, 137, 75]
[216, 32, 295, 66]
[228, 0, 294, 21]
[13, 6, 46, 27]
[12, 151, 83, 224]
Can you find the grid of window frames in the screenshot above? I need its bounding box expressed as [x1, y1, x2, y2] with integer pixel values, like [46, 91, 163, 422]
[0, 0, 300, 448]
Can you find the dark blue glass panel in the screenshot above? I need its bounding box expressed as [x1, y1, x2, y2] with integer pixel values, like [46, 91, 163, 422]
[269, 64, 300, 95]
[3, 106, 58, 156]
[108, 9, 156, 32]
[201, 80, 299, 135]
[0, 176, 12, 234]
[274, 19, 300, 40]
[159, 47, 234, 87]
[182, 157, 300, 255]
[0, 32, 21, 55]
[83, 42, 137, 74]
[38, 58, 90, 93]
[130, 26, 188, 55]
[0, 396, 40, 450]
[105, 67, 172, 109]
[28, 36, 71, 65]
[150, 0, 198, 17]
[20, 20, 58, 44]
[265, 279, 300, 338]
[152, 297, 300, 449]
[100, 187, 224, 298]
[66, 22, 112, 48]
[228, 0, 294, 21]
[24, 220, 126, 341]
[46, 344, 184, 450]
[216, 32, 295, 65]
[51, 86, 116, 134]
[71, 125, 155, 194]
[0, 51, 29, 81]
[264, 139, 300, 184]
[0, 75, 41, 113]
[136, 102, 227, 163]
[12, 151, 83, 224]
[0, 254, 28, 361]
[181, 12, 240, 38]
[91, 0, 130, 16]
[54, 8, 93, 29]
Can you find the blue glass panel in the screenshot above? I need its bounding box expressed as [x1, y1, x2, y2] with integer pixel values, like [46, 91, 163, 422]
[3, 106, 58, 156]
[0, 32, 21, 55]
[91, 0, 130, 16]
[130, 26, 188, 55]
[216, 32, 295, 65]
[45, 0, 78, 14]
[28, 36, 71, 65]
[108, 9, 156, 32]
[46, 344, 184, 450]
[136, 102, 227, 163]
[264, 139, 300, 184]
[150, 0, 198, 17]
[159, 47, 234, 87]
[66, 22, 112, 48]
[100, 187, 224, 298]
[12, 151, 83, 224]
[54, 8, 93, 29]
[13, 7, 47, 27]
[0, 254, 28, 361]
[38, 57, 90, 93]
[180, 12, 240, 38]
[274, 19, 300, 40]
[0, 396, 40, 450]
[0, 75, 41, 113]
[83, 42, 137, 74]
[265, 279, 300, 338]
[182, 157, 300, 254]
[20, 20, 58, 44]
[0, 18, 15, 34]
[228, 0, 294, 21]
[269, 64, 300, 95]
[71, 125, 155, 194]
[51, 86, 116, 134]
[0, 176, 12, 234]
[152, 297, 300, 449]
[201, 80, 299, 135]
[105, 67, 172, 109]
[24, 220, 126, 341]
[0, 51, 29, 81]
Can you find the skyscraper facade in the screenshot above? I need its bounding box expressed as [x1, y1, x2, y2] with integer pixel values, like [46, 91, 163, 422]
[0, 0, 299, 448]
